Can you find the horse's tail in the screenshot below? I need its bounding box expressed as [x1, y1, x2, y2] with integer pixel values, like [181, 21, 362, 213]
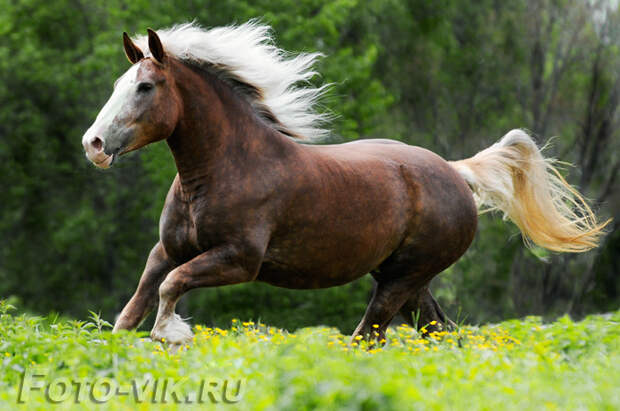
[449, 129, 610, 252]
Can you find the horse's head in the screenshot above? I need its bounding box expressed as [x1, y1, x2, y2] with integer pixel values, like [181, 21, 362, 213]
[82, 30, 180, 168]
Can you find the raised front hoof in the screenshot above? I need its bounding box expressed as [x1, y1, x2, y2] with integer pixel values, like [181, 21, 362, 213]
[150, 314, 194, 346]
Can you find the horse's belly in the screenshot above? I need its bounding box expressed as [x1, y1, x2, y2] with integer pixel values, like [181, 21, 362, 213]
[256, 259, 369, 289]
[257, 226, 399, 289]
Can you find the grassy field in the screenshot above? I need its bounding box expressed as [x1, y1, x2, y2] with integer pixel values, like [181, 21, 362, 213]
[0, 300, 619, 410]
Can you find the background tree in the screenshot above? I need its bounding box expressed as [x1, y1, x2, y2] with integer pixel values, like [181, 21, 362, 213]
[0, 0, 617, 332]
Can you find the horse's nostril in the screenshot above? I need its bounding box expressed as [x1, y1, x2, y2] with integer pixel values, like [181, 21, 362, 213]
[91, 137, 103, 151]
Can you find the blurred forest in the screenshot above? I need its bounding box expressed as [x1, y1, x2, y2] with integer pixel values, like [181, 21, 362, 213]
[0, 0, 618, 333]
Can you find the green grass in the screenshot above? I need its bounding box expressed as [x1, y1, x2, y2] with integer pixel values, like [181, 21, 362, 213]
[0, 300, 619, 410]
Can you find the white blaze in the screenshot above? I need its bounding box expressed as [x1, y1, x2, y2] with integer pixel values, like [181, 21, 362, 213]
[82, 64, 140, 146]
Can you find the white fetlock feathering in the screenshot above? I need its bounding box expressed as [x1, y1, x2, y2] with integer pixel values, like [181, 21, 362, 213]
[152, 313, 194, 345]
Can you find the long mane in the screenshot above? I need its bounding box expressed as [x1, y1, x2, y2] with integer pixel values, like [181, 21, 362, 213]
[132, 21, 330, 140]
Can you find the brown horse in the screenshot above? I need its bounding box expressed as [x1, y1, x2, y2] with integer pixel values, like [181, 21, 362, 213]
[82, 22, 608, 345]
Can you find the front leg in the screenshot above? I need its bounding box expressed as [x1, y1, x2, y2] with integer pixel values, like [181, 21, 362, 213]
[113, 242, 175, 332]
[150, 244, 263, 345]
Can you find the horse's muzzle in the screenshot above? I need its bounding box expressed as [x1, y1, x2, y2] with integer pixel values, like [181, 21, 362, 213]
[83, 135, 115, 169]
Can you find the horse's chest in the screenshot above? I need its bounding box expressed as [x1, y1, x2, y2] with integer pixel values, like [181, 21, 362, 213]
[159, 199, 202, 264]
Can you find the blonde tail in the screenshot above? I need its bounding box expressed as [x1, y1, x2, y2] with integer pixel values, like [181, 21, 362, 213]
[450, 129, 610, 252]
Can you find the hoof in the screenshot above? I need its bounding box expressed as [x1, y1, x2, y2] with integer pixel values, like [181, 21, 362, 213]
[350, 326, 386, 348]
[151, 313, 194, 345]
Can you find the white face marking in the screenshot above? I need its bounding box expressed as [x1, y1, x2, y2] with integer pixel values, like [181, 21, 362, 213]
[82, 64, 140, 147]
[96, 64, 140, 129]
[82, 63, 144, 168]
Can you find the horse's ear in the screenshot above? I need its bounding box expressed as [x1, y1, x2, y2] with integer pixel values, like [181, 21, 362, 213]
[123, 32, 144, 64]
[147, 28, 165, 63]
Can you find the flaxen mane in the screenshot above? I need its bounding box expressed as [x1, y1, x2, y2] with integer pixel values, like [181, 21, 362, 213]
[132, 21, 330, 140]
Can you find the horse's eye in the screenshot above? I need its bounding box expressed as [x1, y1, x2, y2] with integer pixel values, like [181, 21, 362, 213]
[137, 82, 154, 93]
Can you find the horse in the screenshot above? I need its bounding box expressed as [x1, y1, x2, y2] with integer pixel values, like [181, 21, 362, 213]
[81, 22, 608, 345]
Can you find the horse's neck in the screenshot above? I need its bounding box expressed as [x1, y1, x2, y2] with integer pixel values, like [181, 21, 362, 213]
[166, 62, 297, 195]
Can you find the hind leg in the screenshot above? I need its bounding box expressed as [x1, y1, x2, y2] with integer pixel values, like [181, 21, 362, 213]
[399, 285, 456, 333]
[351, 278, 416, 344]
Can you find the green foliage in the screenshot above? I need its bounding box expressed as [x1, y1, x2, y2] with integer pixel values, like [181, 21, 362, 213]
[0, 0, 618, 330]
[0, 0, 389, 327]
[0, 305, 619, 409]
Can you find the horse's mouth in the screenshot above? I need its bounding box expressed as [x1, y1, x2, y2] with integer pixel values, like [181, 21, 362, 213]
[93, 153, 115, 169]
